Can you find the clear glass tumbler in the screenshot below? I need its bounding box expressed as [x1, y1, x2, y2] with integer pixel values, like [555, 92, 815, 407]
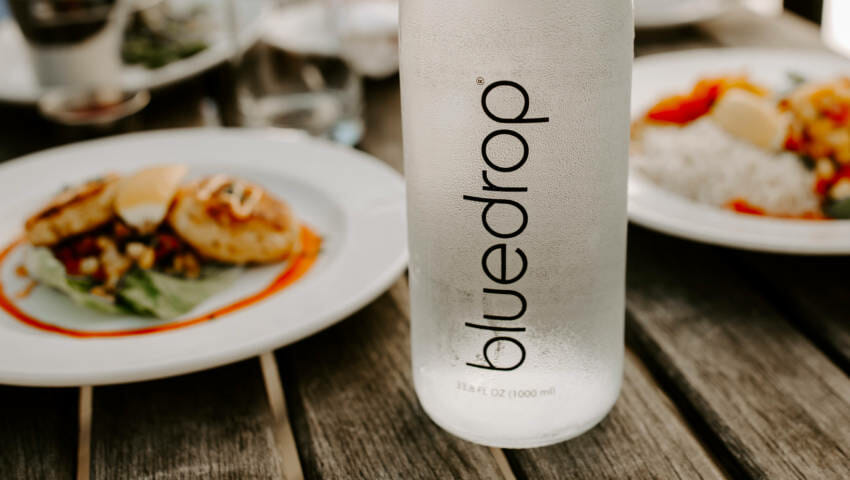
[226, 0, 364, 145]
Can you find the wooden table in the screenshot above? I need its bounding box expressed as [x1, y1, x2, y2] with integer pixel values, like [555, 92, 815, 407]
[2, 8, 849, 480]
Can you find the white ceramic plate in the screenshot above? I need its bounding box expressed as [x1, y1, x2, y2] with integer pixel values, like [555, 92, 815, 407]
[0, 0, 265, 104]
[0, 129, 407, 386]
[634, 0, 731, 29]
[630, 48, 850, 254]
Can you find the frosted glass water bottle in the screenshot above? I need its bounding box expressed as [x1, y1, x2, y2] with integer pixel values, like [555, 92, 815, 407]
[399, 0, 634, 448]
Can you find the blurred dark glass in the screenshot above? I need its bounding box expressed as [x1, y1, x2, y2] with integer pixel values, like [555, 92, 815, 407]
[8, 0, 117, 45]
[784, 0, 824, 23]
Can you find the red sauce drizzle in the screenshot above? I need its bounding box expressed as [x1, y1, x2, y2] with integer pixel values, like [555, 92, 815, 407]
[728, 198, 825, 220]
[0, 226, 321, 338]
[729, 199, 766, 216]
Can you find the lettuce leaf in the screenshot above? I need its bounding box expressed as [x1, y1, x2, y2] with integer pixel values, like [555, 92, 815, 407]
[24, 247, 240, 319]
[24, 247, 124, 314]
[117, 266, 240, 319]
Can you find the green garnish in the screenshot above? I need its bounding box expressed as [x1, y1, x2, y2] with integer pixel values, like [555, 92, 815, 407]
[24, 247, 240, 320]
[825, 197, 850, 219]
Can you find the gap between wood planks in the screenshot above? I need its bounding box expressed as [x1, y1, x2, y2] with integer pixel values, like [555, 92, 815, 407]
[259, 352, 305, 480]
[72, 354, 306, 480]
[623, 341, 737, 480]
[256, 351, 519, 480]
[67, 333, 726, 480]
[728, 253, 850, 376]
[625, 318, 749, 480]
[73, 356, 520, 480]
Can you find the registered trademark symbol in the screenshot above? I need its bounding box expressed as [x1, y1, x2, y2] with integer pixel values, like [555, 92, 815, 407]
[476, 76, 485, 86]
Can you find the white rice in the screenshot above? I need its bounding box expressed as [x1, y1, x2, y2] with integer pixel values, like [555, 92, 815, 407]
[632, 118, 820, 216]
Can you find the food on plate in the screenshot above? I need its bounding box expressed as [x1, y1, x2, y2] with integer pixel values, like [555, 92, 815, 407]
[115, 165, 188, 233]
[632, 74, 850, 219]
[711, 89, 789, 152]
[644, 76, 769, 125]
[780, 78, 850, 218]
[25, 175, 121, 246]
[632, 117, 820, 217]
[20, 166, 301, 319]
[122, 3, 210, 69]
[782, 78, 850, 162]
[168, 175, 301, 264]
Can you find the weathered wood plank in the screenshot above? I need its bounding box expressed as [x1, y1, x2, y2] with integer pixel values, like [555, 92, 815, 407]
[90, 359, 284, 480]
[626, 226, 850, 479]
[0, 386, 77, 480]
[277, 279, 507, 479]
[507, 350, 726, 480]
[259, 352, 305, 480]
[737, 253, 850, 371]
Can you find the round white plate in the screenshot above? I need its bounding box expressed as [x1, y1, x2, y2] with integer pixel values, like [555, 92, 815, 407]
[0, 129, 407, 386]
[0, 0, 266, 104]
[630, 48, 850, 254]
[634, 0, 731, 29]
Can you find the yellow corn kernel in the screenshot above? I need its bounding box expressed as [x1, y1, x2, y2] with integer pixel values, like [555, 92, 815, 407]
[816, 158, 836, 179]
[126, 242, 145, 259]
[79, 257, 99, 275]
[89, 286, 112, 298]
[835, 145, 850, 164]
[809, 117, 834, 140]
[138, 248, 155, 270]
[830, 178, 850, 200]
[95, 236, 115, 251]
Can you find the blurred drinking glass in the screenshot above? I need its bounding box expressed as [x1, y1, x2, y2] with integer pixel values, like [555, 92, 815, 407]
[8, 0, 149, 127]
[823, 0, 850, 58]
[227, 0, 364, 145]
[8, 0, 129, 89]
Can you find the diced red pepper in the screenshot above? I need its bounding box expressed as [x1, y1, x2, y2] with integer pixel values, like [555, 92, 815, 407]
[835, 165, 850, 182]
[72, 236, 99, 257]
[824, 104, 850, 124]
[784, 134, 802, 152]
[729, 199, 765, 216]
[91, 267, 107, 283]
[813, 165, 850, 197]
[56, 246, 81, 275]
[154, 233, 182, 260]
[113, 222, 132, 239]
[815, 178, 832, 195]
[646, 80, 723, 125]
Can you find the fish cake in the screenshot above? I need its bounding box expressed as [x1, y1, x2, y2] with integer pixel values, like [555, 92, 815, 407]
[25, 174, 120, 246]
[167, 175, 300, 264]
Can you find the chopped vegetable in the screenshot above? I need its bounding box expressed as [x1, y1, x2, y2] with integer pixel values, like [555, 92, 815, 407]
[118, 266, 240, 319]
[781, 77, 850, 164]
[646, 76, 770, 125]
[825, 197, 850, 219]
[24, 246, 239, 319]
[24, 247, 124, 314]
